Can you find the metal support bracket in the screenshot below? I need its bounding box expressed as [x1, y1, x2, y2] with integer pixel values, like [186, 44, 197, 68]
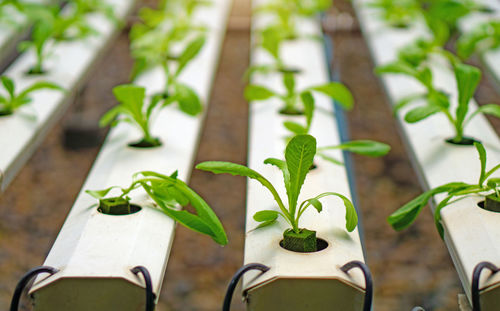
[10, 266, 58, 311]
[222, 263, 270, 311]
[130, 266, 156, 311]
[472, 261, 499, 311]
[340, 260, 373, 311]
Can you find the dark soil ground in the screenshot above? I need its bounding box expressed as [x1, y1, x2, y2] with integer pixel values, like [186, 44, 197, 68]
[0, 0, 499, 310]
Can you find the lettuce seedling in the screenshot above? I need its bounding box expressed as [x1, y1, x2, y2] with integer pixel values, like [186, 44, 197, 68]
[196, 134, 358, 252]
[367, 0, 421, 28]
[368, 0, 492, 46]
[86, 170, 228, 245]
[0, 76, 63, 116]
[100, 84, 161, 148]
[245, 70, 353, 115]
[457, 20, 500, 60]
[388, 142, 500, 237]
[377, 58, 500, 144]
[129, 12, 205, 112]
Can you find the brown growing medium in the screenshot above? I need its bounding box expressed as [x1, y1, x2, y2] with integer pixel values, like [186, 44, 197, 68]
[0, 1, 499, 311]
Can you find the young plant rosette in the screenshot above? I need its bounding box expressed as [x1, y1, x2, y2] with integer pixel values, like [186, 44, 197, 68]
[86, 170, 228, 245]
[388, 142, 500, 237]
[196, 134, 358, 252]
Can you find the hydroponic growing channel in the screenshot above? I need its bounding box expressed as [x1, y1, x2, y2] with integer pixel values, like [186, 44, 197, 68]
[1, 0, 499, 310]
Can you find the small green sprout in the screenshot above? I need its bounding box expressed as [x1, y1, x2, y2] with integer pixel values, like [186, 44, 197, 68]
[377, 57, 500, 144]
[388, 142, 500, 237]
[100, 83, 201, 148]
[245, 70, 353, 115]
[196, 134, 358, 252]
[86, 170, 228, 245]
[457, 20, 500, 60]
[316, 140, 391, 166]
[0, 76, 63, 116]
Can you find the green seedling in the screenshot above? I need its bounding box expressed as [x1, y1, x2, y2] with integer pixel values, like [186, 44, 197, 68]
[377, 57, 500, 144]
[457, 20, 500, 60]
[196, 134, 358, 252]
[100, 83, 201, 148]
[129, 9, 206, 110]
[18, 3, 105, 74]
[367, 0, 421, 28]
[0, 76, 63, 116]
[245, 70, 353, 115]
[368, 0, 492, 46]
[86, 170, 228, 245]
[388, 142, 500, 237]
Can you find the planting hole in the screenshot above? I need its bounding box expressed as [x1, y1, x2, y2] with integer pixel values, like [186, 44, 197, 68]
[128, 138, 162, 149]
[279, 107, 304, 116]
[279, 238, 328, 253]
[445, 136, 479, 146]
[98, 203, 142, 216]
[478, 196, 500, 213]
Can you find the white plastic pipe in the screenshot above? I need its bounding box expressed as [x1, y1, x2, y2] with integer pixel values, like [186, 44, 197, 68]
[29, 1, 232, 310]
[0, 0, 136, 193]
[353, 0, 500, 308]
[243, 2, 366, 310]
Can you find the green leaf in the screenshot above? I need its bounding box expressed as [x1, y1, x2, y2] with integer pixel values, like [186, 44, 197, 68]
[476, 104, 500, 118]
[309, 82, 353, 109]
[244, 84, 276, 101]
[196, 161, 289, 220]
[196, 161, 262, 180]
[375, 60, 418, 78]
[388, 182, 469, 231]
[455, 63, 481, 128]
[112, 84, 146, 107]
[175, 83, 202, 116]
[283, 121, 307, 134]
[18, 81, 63, 100]
[404, 105, 441, 123]
[264, 157, 290, 191]
[137, 171, 228, 245]
[254, 219, 277, 229]
[301, 91, 315, 130]
[320, 140, 390, 157]
[285, 135, 317, 216]
[253, 210, 279, 222]
[301, 192, 357, 231]
[1, 76, 15, 98]
[175, 36, 205, 76]
[475, 142, 487, 185]
[85, 186, 120, 199]
[303, 198, 322, 213]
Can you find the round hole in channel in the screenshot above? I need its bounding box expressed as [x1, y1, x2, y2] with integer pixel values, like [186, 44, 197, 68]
[128, 138, 162, 149]
[97, 204, 142, 216]
[477, 197, 500, 213]
[278, 107, 304, 116]
[445, 136, 479, 146]
[279, 238, 329, 253]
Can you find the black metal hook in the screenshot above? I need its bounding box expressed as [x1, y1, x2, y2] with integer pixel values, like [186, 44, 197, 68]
[222, 263, 270, 311]
[340, 260, 373, 311]
[472, 261, 499, 311]
[131, 266, 156, 311]
[10, 266, 58, 311]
